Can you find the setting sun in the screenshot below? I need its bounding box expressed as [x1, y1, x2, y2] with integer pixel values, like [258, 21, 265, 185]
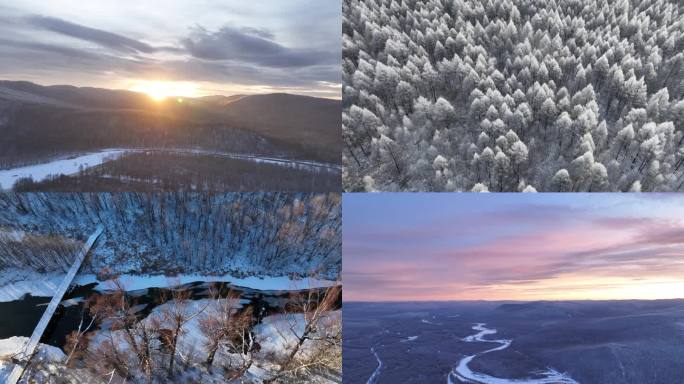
[129, 81, 198, 102]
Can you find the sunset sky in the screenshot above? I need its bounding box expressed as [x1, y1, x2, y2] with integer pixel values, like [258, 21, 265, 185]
[0, 0, 340, 98]
[344, 194, 684, 301]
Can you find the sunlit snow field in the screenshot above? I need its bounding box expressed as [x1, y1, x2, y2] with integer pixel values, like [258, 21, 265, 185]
[0, 148, 341, 190]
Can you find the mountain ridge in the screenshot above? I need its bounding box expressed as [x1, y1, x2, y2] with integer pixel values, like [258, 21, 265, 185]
[0, 80, 341, 165]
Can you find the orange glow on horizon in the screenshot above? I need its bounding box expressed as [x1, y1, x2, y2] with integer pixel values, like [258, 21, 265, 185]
[351, 274, 684, 302]
[129, 80, 198, 102]
[343, 194, 684, 303]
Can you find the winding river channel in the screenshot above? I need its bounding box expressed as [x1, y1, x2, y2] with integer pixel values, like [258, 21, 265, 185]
[448, 323, 578, 384]
[366, 346, 383, 384]
[0, 148, 341, 189]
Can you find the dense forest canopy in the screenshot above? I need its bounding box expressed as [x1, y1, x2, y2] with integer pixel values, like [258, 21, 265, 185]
[0, 193, 341, 279]
[342, 0, 684, 191]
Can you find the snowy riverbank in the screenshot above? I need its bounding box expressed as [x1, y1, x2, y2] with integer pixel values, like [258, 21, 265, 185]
[0, 268, 336, 302]
[0, 336, 66, 382]
[0, 150, 126, 189]
[0, 147, 341, 189]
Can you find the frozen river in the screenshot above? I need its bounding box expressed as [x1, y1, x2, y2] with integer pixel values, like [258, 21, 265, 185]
[0, 148, 341, 189]
[448, 323, 578, 384]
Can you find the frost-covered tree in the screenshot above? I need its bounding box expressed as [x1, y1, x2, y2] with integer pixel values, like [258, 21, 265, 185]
[0, 193, 342, 279]
[343, 0, 684, 191]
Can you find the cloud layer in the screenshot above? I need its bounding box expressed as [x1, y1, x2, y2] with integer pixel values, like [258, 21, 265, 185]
[183, 26, 338, 67]
[344, 194, 684, 301]
[26, 16, 161, 53]
[0, 1, 340, 98]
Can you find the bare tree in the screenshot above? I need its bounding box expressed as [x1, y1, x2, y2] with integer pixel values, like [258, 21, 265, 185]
[156, 283, 209, 377]
[262, 283, 342, 383]
[84, 278, 159, 382]
[198, 284, 256, 378]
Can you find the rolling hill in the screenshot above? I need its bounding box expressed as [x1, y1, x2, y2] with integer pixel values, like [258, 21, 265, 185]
[0, 81, 341, 167]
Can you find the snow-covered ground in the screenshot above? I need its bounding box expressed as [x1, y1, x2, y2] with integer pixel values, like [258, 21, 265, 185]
[400, 336, 418, 342]
[95, 273, 335, 292]
[0, 147, 341, 189]
[0, 336, 66, 382]
[251, 310, 341, 382]
[0, 269, 77, 302]
[0, 268, 335, 302]
[0, 335, 113, 383]
[0, 150, 126, 189]
[448, 323, 578, 384]
[87, 296, 340, 383]
[0, 229, 25, 242]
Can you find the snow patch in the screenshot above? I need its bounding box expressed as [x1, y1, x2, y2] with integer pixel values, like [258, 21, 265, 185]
[91, 273, 335, 292]
[366, 346, 383, 384]
[0, 150, 126, 189]
[0, 336, 66, 382]
[0, 268, 335, 302]
[0, 268, 82, 302]
[0, 147, 341, 189]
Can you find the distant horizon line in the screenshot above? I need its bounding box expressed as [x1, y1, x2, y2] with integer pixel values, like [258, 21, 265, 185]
[344, 297, 684, 303]
[0, 79, 342, 100]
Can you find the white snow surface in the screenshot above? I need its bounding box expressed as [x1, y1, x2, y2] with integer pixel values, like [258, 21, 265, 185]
[87, 298, 340, 383]
[0, 150, 126, 189]
[254, 310, 341, 359]
[0, 147, 341, 189]
[98, 273, 335, 292]
[86, 298, 250, 382]
[0, 268, 335, 302]
[0, 268, 72, 302]
[448, 323, 578, 384]
[0, 229, 25, 242]
[0, 336, 66, 382]
[366, 346, 383, 384]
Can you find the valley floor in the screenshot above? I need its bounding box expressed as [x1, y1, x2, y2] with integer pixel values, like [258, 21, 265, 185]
[343, 301, 684, 384]
[0, 147, 341, 192]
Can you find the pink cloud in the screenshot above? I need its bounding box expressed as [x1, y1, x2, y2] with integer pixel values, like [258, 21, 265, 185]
[345, 213, 684, 301]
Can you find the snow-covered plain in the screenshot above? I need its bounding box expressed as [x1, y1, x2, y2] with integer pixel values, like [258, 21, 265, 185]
[0, 268, 335, 302]
[448, 323, 578, 384]
[0, 150, 125, 189]
[0, 147, 341, 189]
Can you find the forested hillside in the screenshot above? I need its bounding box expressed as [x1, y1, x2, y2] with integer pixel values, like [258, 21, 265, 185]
[0, 193, 341, 279]
[342, 0, 684, 191]
[0, 82, 341, 166]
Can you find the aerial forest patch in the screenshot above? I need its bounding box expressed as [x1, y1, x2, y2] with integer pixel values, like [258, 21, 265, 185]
[343, 0, 683, 191]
